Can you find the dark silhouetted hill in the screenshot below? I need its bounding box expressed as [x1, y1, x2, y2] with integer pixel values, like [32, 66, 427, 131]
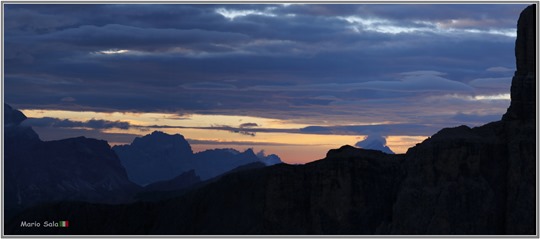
[142, 170, 201, 193]
[134, 161, 267, 202]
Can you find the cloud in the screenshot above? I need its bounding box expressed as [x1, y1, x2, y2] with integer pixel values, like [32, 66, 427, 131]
[4, 7, 78, 33]
[355, 133, 394, 154]
[358, 71, 474, 92]
[299, 124, 437, 136]
[23, 117, 131, 130]
[36, 24, 250, 52]
[211, 124, 256, 137]
[473, 94, 510, 101]
[428, 93, 510, 102]
[187, 139, 314, 146]
[469, 77, 511, 89]
[247, 70, 473, 93]
[4, 3, 525, 139]
[181, 82, 237, 90]
[86, 119, 130, 130]
[451, 112, 502, 125]
[181, 122, 439, 137]
[61, 97, 76, 102]
[239, 122, 259, 128]
[356, 134, 387, 147]
[486, 66, 514, 72]
[341, 4, 523, 29]
[215, 7, 277, 20]
[400, 70, 445, 76]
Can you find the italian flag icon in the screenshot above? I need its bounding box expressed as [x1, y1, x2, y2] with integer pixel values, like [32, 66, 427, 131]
[60, 221, 69, 227]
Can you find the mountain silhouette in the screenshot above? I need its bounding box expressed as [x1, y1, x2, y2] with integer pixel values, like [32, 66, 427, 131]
[112, 131, 195, 185]
[113, 132, 283, 184]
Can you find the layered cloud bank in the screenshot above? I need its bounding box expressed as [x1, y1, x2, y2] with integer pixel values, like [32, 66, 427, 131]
[5, 4, 527, 162]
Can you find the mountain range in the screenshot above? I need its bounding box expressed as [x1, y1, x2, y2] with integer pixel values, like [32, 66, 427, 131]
[4, 106, 282, 219]
[113, 131, 282, 185]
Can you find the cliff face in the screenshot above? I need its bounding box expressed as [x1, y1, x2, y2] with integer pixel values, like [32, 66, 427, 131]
[388, 5, 536, 234]
[386, 120, 534, 234]
[501, 6, 536, 234]
[504, 5, 536, 121]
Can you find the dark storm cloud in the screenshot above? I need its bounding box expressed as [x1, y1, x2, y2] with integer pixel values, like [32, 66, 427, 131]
[5, 3, 527, 138]
[35, 24, 249, 51]
[4, 7, 78, 34]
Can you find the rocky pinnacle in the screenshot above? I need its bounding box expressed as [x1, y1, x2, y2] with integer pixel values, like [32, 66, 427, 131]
[503, 4, 536, 121]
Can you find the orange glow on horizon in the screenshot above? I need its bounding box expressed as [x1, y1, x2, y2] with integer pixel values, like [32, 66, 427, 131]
[20, 109, 428, 164]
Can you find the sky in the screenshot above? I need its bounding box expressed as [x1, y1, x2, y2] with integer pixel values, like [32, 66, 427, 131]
[4, 3, 528, 164]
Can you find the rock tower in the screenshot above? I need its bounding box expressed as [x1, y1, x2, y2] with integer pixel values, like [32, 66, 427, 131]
[503, 4, 536, 121]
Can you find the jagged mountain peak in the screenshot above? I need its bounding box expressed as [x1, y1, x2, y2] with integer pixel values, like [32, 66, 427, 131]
[4, 104, 27, 127]
[129, 131, 191, 150]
